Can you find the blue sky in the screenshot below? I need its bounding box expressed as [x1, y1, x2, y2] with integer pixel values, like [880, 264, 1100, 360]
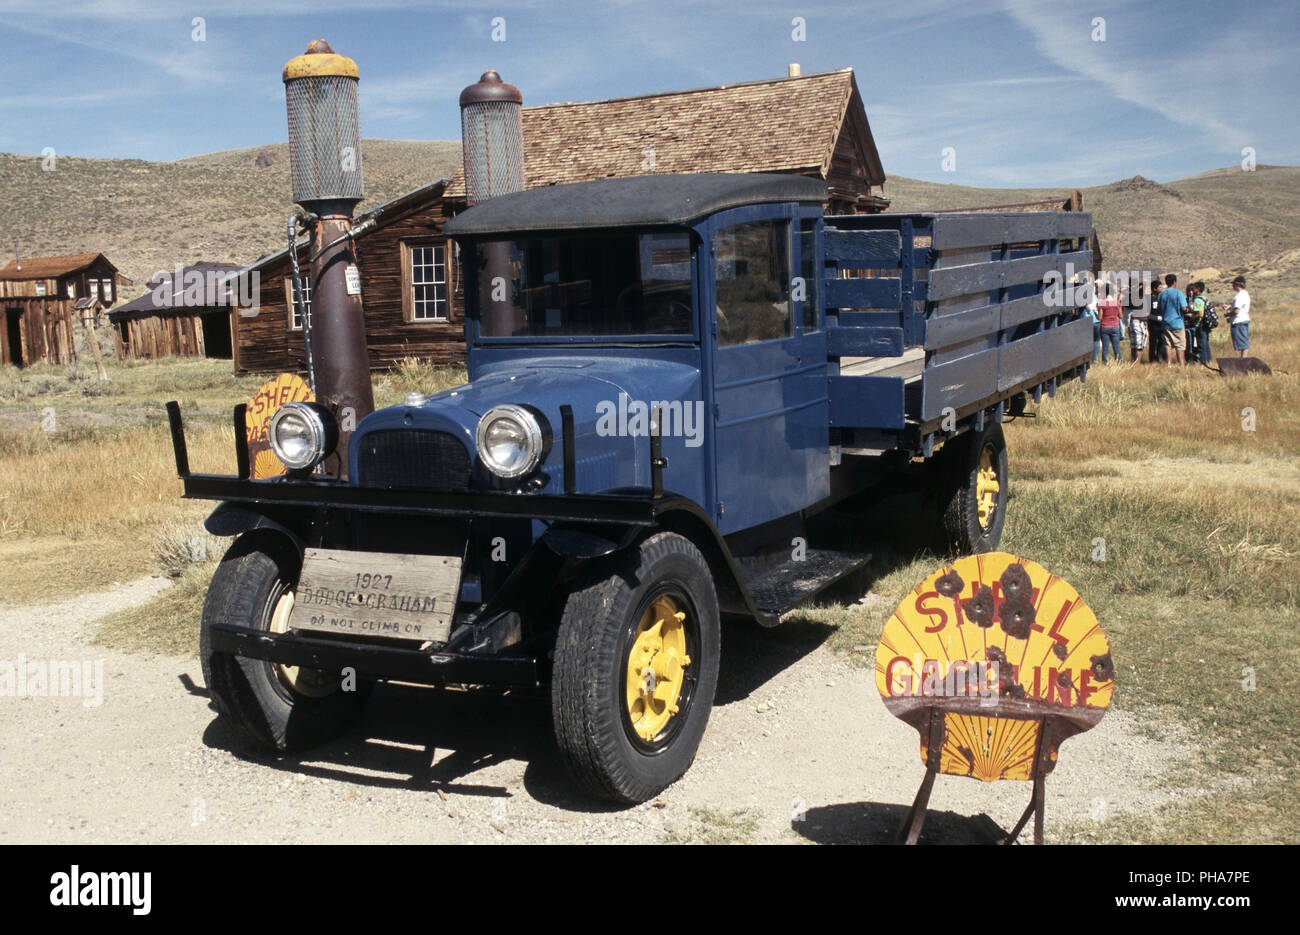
[1, 0, 1296, 187]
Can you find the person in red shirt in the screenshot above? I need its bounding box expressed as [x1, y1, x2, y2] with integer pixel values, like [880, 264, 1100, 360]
[1097, 279, 1123, 364]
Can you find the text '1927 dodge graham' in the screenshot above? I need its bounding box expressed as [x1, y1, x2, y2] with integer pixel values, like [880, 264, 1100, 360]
[168, 170, 1094, 803]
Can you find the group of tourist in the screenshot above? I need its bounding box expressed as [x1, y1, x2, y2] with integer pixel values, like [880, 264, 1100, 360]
[1087, 274, 1252, 366]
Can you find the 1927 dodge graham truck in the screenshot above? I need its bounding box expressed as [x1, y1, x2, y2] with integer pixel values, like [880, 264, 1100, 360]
[168, 172, 1094, 803]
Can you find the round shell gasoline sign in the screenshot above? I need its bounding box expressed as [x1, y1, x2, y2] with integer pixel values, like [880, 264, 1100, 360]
[876, 552, 1113, 782]
[245, 373, 314, 478]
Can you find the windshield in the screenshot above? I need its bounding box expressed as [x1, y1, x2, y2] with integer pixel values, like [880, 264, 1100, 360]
[475, 230, 694, 339]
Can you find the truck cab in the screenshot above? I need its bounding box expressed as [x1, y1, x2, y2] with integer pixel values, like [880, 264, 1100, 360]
[174, 172, 1092, 803]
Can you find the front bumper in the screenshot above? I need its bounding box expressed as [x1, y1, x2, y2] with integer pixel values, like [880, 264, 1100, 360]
[207, 623, 541, 687]
[168, 400, 664, 687]
[168, 400, 660, 526]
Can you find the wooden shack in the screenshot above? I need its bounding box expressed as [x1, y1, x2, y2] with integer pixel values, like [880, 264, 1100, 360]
[109, 262, 242, 360]
[230, 180, 455, 374]
[0, 253, 124, 366]
[231, 68, 889, 374]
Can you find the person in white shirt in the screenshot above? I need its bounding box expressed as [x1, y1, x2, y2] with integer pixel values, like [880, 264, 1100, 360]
[1228, 276, 1251, 358]
[1085, 276, 1101, 362]
[1126, 276, 1150, 363]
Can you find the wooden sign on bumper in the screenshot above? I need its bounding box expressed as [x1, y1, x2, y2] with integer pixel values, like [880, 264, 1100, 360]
[288, 548, 462, 644]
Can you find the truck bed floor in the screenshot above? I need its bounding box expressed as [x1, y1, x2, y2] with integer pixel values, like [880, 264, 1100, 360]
[839, 346, 925, 381]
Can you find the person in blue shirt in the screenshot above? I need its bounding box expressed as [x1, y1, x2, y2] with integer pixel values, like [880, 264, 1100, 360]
[1149, 279, 1166, 363]
[1157, 273, 1187, 366]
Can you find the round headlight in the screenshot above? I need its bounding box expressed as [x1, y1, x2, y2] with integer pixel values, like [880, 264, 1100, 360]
[268, 401, 336, 471]
[475, 404, 547, 479]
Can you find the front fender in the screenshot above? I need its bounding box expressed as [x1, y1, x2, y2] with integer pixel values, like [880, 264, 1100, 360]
[540, 523, 639, 558]
[203, 503, 305, 552]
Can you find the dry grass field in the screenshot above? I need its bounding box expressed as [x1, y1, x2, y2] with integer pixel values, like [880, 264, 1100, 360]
[0, 346, 463, 610]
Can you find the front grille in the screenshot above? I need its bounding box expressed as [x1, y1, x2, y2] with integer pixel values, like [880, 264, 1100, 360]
[355, 429, 470, 490]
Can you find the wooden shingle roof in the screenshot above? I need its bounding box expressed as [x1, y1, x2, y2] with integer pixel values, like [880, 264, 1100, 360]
[0, 252, 115, 280]
[446, 69, 882, 199]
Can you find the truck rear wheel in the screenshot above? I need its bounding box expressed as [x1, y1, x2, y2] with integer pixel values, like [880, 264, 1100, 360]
[200, 531, 369, 753]
[939, 423, 1009, 554]
[551, 532, 720, 804]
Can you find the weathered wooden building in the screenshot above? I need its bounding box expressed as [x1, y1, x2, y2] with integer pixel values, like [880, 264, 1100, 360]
[231, 68, 888, 374]
[109, 262, 242, 360]
[0, 253, 125, 366]
[231, 180, 455, 373]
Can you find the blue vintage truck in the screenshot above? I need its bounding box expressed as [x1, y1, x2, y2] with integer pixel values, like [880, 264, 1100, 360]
[170, 172, 1093, 803]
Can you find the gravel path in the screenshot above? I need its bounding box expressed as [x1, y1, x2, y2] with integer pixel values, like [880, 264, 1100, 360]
[0, 578, 1189, 844]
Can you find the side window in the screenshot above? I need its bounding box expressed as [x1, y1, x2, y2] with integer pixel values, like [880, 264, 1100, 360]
[799, 217, 819, 333]
[715, 219, 791, 347]
[403, 240, 450, 322]
[284, 277, 312, 330]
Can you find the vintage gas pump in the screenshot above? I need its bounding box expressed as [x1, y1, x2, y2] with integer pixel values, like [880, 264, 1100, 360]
[459, 70, 526, 336]
[282, 39, 374, 477]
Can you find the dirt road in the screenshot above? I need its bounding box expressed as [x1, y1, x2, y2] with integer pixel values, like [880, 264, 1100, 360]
[0, 577, 1188, 844]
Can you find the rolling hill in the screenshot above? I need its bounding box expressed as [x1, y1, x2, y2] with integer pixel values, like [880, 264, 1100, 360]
[0, 140, 462, 289]
[0, 140, 1295, 295]
[884, 165, 1300, 276]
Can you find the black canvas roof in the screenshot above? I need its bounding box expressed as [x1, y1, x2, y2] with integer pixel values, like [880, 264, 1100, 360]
[108, 261, 241, 321]
[443, 173, 828, 236]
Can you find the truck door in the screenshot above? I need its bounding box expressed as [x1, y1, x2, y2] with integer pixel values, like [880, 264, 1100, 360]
[708, 209, 829, 535]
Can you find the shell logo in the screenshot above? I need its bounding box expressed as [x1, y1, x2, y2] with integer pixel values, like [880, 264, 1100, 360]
[245, 373, 314, 478]
[877, 552, 1112, 783]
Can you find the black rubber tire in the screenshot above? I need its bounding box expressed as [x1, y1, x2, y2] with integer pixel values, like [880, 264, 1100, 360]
[551, 532, 721, 804]
[200, 531, 369, 753]
[939, 422, 1009, 554]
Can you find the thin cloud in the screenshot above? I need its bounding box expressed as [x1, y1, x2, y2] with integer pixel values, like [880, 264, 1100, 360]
[4, 17, 233, 84]
[1000, 0, 1247, 142]
[0, 0, 475, 18]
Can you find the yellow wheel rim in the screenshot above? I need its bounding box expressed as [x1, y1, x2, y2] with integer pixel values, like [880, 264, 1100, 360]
[976, 444, 1000, 530]
[268, 590, 336, 699]
[625, 595, 692, 743]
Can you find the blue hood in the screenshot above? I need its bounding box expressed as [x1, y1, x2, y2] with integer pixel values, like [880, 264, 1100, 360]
[351, 356, 708, 500]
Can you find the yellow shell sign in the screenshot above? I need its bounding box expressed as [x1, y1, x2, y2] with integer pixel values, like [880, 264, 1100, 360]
[876, 552, 1112, 782]
[245, 373, 314, 478]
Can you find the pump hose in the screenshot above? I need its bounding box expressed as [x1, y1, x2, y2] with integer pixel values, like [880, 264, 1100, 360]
[288, 212, 315, 394]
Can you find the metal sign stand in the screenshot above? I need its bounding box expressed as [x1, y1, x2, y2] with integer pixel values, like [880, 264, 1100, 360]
[899, 709, 1057, 846]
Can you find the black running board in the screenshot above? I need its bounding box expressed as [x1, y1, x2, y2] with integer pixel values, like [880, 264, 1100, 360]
[740, 547, 873, 621]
